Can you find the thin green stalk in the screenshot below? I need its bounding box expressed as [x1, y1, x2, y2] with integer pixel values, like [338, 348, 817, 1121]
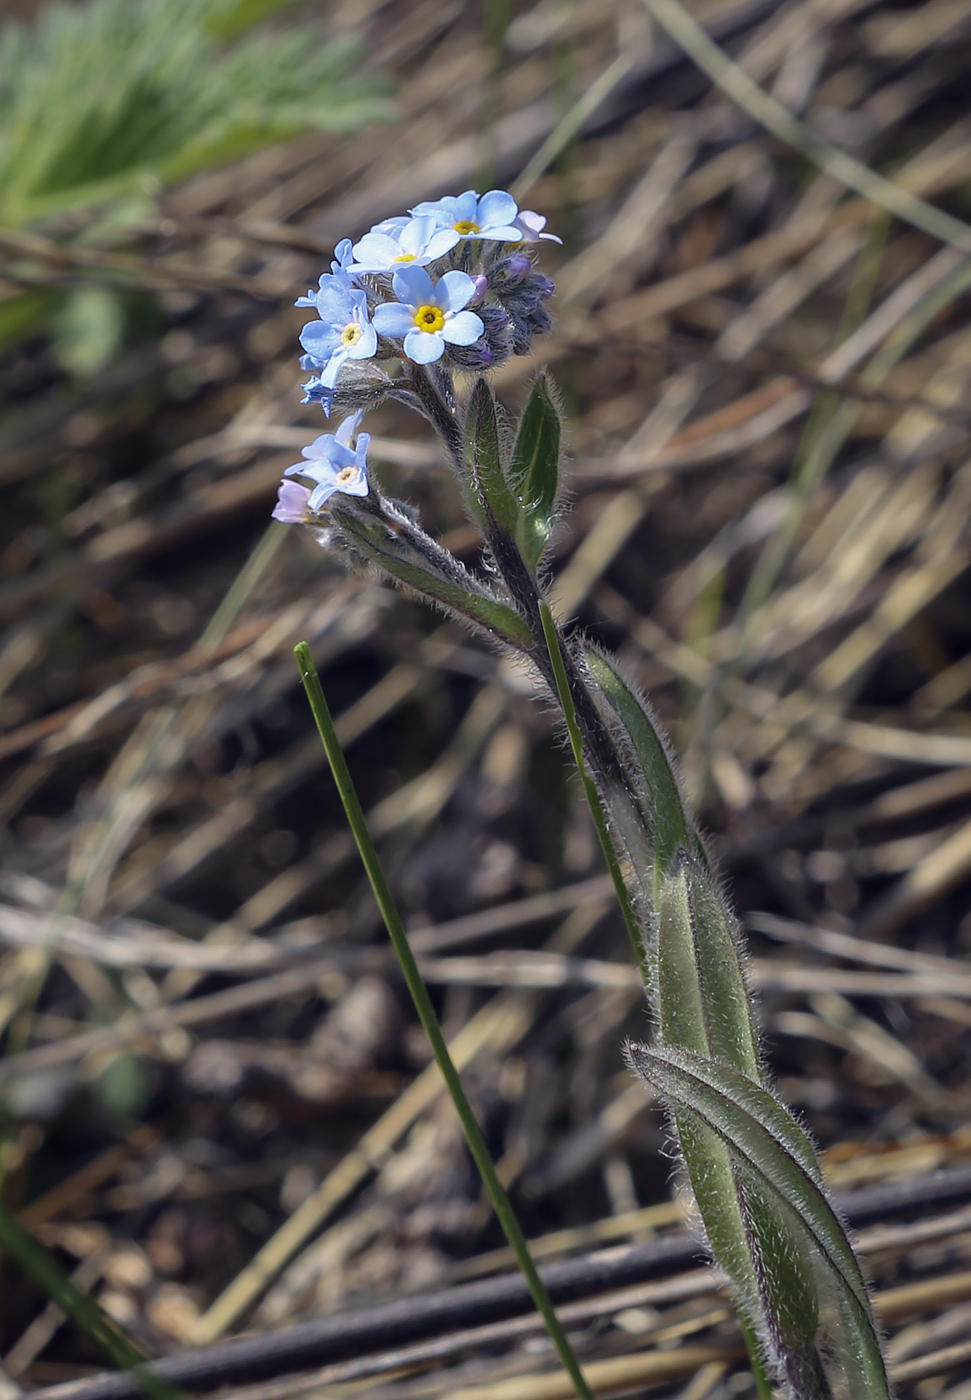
[293, 642, 595, 1400]
[538, 606, 649, 983]
[0, 1201, 182, 1400]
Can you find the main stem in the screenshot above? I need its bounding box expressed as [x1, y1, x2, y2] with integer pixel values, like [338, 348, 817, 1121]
[294, 643, 596, 1400]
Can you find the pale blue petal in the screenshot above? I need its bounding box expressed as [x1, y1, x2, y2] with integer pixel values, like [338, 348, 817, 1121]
[478, 190, 517, 228]
[302, 433, 337, 460]
[350, 231, 400, 268]
[335, 410, 364, 448]
[307, 481, 339, 510]
[408, 199, 448, 220]
[343, 466, 369, 498]
[373, 303, 415, 336]
[313, 281, 355, 322]
[348, 324, 378, 359]
[404, 328, 444, 363]
[449, 191, 478, 222]
[299, 322, 339, 359]
[441, 310, 484, 346]
[392, 263, 435, 306]
[424, 227, 461, 259]
[436, 270, 475, 313]
[475, 223, 522, 241]
[398, 216, 437, 256]
[318, 348, 348, 388]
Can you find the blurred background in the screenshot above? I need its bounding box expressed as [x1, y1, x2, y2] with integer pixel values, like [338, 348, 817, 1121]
[4, 0, 971, 1395]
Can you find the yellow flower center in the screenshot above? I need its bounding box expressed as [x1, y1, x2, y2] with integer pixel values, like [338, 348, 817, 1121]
[414, 304, 445, 333]
[453, 220, 479, 236]
[341, 322, 364, 347]
[393, 252, 417, 262]
[335, 466, 359, 487]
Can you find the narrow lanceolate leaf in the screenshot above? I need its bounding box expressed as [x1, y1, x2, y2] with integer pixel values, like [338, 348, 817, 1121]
[737, 1166, 831, 1400]
[465, 378, 520, 535]
[655, 851, 760, 1079]
[584, 647, 706, 893]
[331, 506, 531, 647]
[628, 1045, 891, 1400]
[508, 373, 561, 568]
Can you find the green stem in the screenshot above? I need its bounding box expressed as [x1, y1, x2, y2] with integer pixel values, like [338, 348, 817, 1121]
[538, 606, 650, 984]
[0, 1201, 181, 1400]
[294, 642, 595, 1400]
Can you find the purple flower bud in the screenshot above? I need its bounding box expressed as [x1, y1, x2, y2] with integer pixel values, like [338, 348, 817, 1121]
[468, 274, 489, 306]
[490, 255, 532, 289]
[505, 255, 532, 282]
[272, 479, 312, 523]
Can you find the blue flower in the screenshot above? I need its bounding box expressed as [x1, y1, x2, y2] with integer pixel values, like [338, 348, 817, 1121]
[299, 283, 377, 390]
[410, 189, 523, 242]
[272, 479, 312, 523]
[350, 215, 458, 273]
[371, 265, 484, 365]
[283, 412, 370, 511]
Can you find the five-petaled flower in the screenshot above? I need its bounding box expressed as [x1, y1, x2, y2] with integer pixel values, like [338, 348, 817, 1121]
[299, 283, 377, 391]
[350, 215, 459, 274]
[371, 266, 483, 364]
[283, 411, 370, 512]
[410, 189, 523, 242]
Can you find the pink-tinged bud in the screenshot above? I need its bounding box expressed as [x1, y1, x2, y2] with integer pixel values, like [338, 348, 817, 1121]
[468, 274, 489, 306]
[504, 255, 532, 282]
[272, 479, 312, 523]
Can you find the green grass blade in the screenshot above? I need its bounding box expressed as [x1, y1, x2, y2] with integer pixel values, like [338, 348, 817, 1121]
[294, 642, 595, 1400]
[0, 1201, 182, 1400]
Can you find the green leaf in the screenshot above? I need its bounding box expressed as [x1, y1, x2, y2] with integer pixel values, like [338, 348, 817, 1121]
[464, 378, 520, 535]
[584, 647, 705, 891]
[655, 851, 760, 1078]
[628, 1045, 891, 1400]
[331, 505, 531, 647]
[509, 374, 561, 567]
[738, 1167, 831, 1400]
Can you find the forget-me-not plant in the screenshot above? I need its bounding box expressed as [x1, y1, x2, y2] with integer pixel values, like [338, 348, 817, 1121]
[275, 188, 891, 1400]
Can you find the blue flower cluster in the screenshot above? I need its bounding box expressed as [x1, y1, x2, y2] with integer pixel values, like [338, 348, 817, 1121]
[273, 189, 558, 525]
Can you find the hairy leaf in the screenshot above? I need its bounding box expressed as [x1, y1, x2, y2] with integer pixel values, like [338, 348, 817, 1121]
[584, 647, 704, 892]
[628, 1044, 890, 1400]
[508, 374, 561, 567]
[464, 378, 520, 535]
